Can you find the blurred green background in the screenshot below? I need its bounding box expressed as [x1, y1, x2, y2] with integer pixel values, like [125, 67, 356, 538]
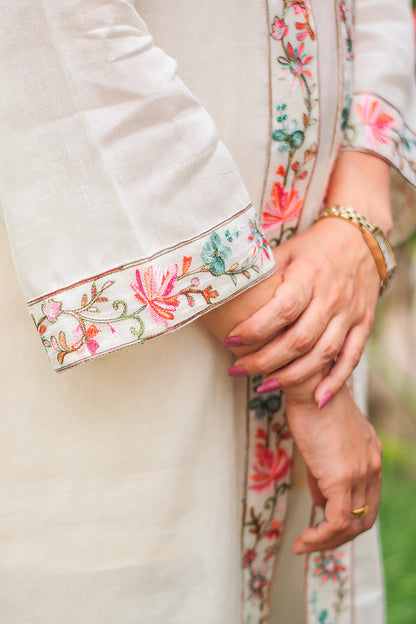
[368, 172, 416, 623]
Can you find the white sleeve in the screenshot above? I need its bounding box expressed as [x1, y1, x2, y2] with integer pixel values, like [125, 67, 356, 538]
[341, 0, 416, 188]
[0, 0, 275, 371]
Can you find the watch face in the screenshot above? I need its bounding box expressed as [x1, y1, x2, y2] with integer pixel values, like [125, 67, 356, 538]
[373, 230, 396, 274]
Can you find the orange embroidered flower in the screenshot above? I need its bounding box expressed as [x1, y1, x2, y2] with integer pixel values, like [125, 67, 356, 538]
[314, 550, 346, 584]
[249, 444, 291, 492]
[131, 264, 180, 327]
[263, 518, 284, 541]
[356, 96, 395, 146]
[262, 181, 302, 229]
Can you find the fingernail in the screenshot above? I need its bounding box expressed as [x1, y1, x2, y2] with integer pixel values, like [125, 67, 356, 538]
[227, 365, 248, 377]
[223, 336, 243, 348]
[318, 392, 332, 409]
[257, 380, 281, 393]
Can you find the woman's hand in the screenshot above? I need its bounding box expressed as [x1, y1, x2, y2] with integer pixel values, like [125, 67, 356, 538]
[225, 152, 392, 406]
[285, 383, 383, 554]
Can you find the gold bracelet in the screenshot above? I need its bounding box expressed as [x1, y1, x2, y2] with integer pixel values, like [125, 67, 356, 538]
[316, 206, 396, 294]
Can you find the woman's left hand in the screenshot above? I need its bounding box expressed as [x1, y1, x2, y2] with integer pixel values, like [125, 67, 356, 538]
[226, 152, 392, 406]
[284, 383, 382, 554]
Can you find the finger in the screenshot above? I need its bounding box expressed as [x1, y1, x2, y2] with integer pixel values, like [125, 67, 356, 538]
[236, 302, 345, 379]
[295, 449, 382, 554]
[314, 324, 370, 405]
[226, 274, 313, 346]
[293, 486, 351, 553]
[256, 315, 351, 390]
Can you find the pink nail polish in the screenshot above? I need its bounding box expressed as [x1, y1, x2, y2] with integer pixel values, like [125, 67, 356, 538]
[257, 380, 281, 393]
[318, 391, 332, 409]
[227, 365, 248, 377]
[223, 336, 243, 348]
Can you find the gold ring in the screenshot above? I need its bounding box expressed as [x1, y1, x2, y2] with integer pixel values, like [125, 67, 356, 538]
[351, 505, 368, 519]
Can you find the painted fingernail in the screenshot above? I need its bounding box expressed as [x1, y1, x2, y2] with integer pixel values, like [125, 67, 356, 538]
[257, 380, 281, 393]
[317, 392, 332, 409]
[223, 336, 243, 348]
[227, 365, 248, 377]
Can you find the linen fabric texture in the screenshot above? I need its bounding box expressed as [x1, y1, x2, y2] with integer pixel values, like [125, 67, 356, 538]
[0, 0, 414, 622]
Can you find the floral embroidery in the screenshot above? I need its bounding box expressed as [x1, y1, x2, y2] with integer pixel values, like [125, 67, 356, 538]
[249, 444, 291, 493]
[278, 41, 313, 90]
[314, 550, 347, 584]
[263, 180, 303, 228]
[339, 1, 354, 61]
[356, 96, 395, 146]
[338, 0, 354, 135]
[248, 219, 272, 265]
[30, 206, 275, 371]
[131, 264, 180, 327]
[306, 508, 352, 624]
[201, 232, 233, 275]
[42, 299, 62, 323]
[342, 93, 416, 187]
[261, 0, 319, 246]
[271, 17, 288, 40]
[242, 377, 293, 622]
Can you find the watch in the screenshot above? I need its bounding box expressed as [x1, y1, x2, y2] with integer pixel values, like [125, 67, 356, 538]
[316, 205, 396, 294]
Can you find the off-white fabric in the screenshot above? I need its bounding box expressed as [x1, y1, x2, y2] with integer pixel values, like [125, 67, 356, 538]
[0, 0, 415, 622]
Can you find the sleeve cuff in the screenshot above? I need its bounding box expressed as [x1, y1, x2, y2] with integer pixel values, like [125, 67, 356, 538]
[341, 92, 416, 188]
[29, 204, 275, 372]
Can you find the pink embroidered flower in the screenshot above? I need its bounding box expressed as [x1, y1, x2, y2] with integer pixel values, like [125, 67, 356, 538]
[414, 8, 416, 42]
[292, 0, 311, 15]
[107, 322, 118, 336]
[271, 17, 288, 40]
[262, 182, 302, 229]
[249, 444, 291, 492]
[42, 299, 62, 322]
[72, 324, 100, 355]
[131, 264, 180, 327]
[314, 550, 346, 584]
[356, 97, 395, 146]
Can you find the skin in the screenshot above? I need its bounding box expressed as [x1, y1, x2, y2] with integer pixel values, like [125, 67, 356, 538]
[202, 150, 388, 553]
[201, 255, 382, 554]
[228, 151, 392, 406]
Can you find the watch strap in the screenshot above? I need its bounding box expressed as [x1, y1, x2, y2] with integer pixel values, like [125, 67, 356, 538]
[316, 205, 396, 294]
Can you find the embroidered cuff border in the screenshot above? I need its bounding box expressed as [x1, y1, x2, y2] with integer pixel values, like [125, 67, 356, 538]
[341, 92, 416, 188]
[29, 204, 275, 372]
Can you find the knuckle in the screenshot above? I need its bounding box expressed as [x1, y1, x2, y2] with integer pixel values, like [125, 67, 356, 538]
[321, 339, 341, 362]
[251, 353, 270, 376]
[372, 454, 382, 475]
[280, 297, 301, 323]
[293, 330, 315, 354]
[332, 516, 350, 533]
[339, 468, 354, 484]
[244, 325, 264, 344]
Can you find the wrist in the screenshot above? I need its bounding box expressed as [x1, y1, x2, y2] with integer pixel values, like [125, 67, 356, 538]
[326, 151, 393, 234]
[316, 206, 396, 293]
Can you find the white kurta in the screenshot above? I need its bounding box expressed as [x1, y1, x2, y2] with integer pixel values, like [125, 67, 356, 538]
[0, 0, 415, 622]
